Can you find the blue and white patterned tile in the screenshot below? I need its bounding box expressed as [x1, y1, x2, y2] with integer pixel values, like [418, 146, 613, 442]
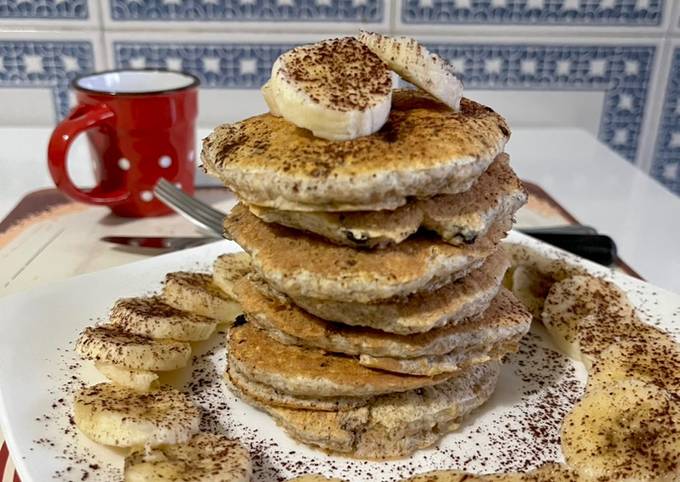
[102, 0, 388, 32]
[650, 44, 680, 196]
[0, 31, 104, 125]
[0, 0, 101, 28]
[106, 32, 657, 164]
[395, 0, 672, 34]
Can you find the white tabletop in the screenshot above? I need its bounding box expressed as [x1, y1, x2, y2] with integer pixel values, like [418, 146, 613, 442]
[1, 127, 679, 293]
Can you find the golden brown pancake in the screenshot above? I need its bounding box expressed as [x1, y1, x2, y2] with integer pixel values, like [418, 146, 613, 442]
[202, 89, 510, 211]
[225, 360, 500, 459]
[358, 337, 521, 376]
[236, 273, 530, 360]
[225, 363, 369, 411]
[233, 248, 509, 336]
[224, 204, 509, 303]
[286, 249, 510, 334]
[236, 277, 530, 376]
[249, 154, 527, 248]
[227, 322, 454, 398]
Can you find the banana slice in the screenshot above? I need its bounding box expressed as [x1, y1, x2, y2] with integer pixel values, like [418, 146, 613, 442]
[73, 383, 200, 448]
[358, 31, 463, 111]
[561, 379, 680, 481]
[110, 296, 217, 342]
[212, 252, 251, 299]
[588, 335, 680, 396]
[263, 37, 392, 141]
[124, 433, 252, 482]
[261, 81, 280, 116]
[95, 362, 159, 392]
[76, 326, 191, 371]
[163, 272, 241, 323]
[510, 265, 552, 319]
[541, 275, 638, 367]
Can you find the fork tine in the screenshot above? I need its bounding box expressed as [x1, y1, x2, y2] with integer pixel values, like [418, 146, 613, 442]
[154, 180, 226, 235]
[154, 190, 224, 233]
[155, 192, 224, 235]
[156, 179, 226, 219]
[154, 180, 226, 224]
[154, 179, 224, 218]
[160, 199, 224, 235]
[162, 188, 226, 225]
[156, 191, 225, 233]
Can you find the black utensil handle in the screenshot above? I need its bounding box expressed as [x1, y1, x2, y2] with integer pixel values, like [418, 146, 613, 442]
[520, 225, 597, 235]
[522, 233, 618, 266]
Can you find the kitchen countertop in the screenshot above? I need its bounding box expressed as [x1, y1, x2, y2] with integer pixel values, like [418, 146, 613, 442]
[1, 126, 679, 293]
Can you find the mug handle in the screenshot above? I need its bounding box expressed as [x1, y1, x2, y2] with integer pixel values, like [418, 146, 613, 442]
[48, 103, 129, 205]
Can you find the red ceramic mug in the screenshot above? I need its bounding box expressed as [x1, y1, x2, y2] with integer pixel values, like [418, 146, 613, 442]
[48, 69, 200, 217]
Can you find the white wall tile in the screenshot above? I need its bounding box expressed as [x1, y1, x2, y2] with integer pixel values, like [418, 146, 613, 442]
[0, 0, 101, 29]
[102, 0, 389, 32]
[198, 88, 267, 127]
[0, 87, 55, 124]
[467, 90, 605, 135]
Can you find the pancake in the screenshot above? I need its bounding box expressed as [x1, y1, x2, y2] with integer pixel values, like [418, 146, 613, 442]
[359, 337, 521, 376]
[202, 89, 510, 211]
[237, 250, 509, 337]
[285, 250, 510, 334]
[227, 322, 454, 398]
[226, 361, 500, 459]
[236, 275, 529, 376]
[237, 272, 529, 359]
[225, 204, 509, 303]
[226, 363, 368, 411]
[248, 155, 526, 248]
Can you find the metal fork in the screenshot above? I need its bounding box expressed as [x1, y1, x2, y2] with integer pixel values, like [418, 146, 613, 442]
[153, 179, 226, 236]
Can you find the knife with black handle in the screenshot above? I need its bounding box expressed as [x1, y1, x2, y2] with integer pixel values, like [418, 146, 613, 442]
[518, 230, 617, 266]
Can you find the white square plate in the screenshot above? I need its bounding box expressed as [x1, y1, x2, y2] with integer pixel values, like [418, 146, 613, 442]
[0, 232, 678, 481]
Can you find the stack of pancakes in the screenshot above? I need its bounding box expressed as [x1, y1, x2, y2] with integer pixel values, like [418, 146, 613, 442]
[203, 89, 532, 459]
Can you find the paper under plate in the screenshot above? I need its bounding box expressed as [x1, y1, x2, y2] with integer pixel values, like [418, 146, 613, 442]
[0, 231, 678, 481]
